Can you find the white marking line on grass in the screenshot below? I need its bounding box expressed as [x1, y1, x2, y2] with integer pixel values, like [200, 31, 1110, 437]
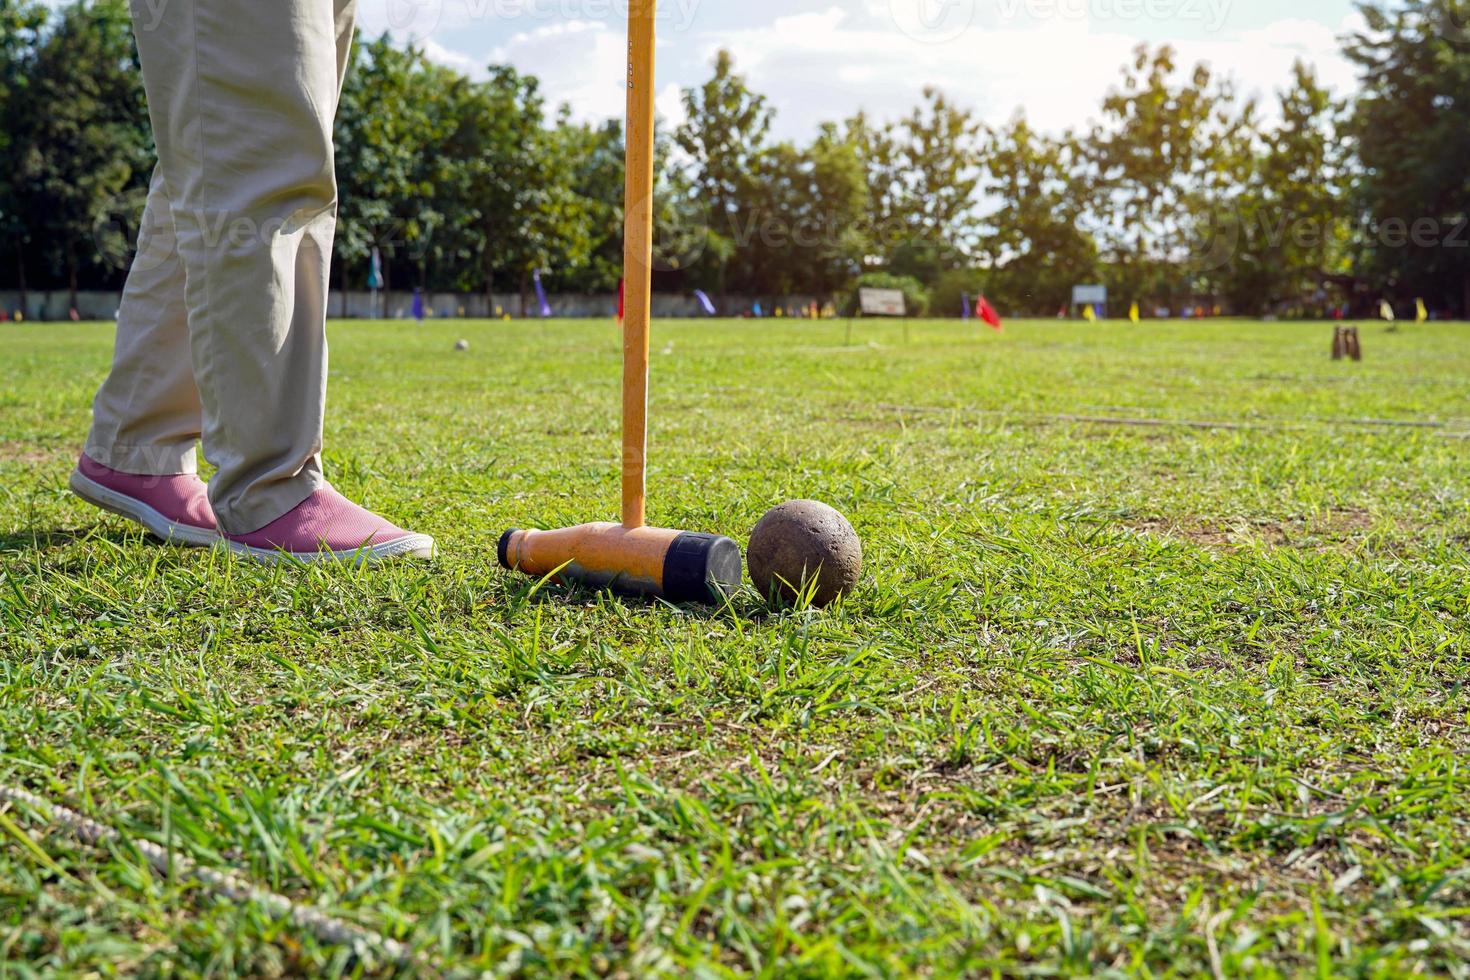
[0, 783, 417, 969]
[793, 343, 889, 354]
[874, 405, 1470, 437]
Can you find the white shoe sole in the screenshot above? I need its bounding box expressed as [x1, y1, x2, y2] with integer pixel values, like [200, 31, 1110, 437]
[69, 470, 220, 548]
[219, 534, 436, 566]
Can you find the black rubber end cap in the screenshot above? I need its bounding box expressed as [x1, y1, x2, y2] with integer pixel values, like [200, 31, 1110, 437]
[497, 529, 518, 570]
[662, 532, 742, 604]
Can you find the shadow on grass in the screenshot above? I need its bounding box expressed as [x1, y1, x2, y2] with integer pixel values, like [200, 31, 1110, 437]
[506, 575, 771, 622]
[0, 526, 143, 553]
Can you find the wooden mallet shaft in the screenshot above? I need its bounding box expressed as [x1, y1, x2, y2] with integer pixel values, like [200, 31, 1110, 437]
[497, 0, 742, 604]
[621, 0, 657, 530]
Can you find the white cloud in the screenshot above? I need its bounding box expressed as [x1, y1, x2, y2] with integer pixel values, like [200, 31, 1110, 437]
[485, 18, 690, 126]
[481, 18, 625, 116]
[370, 0, 1366, 138]
[656, 82, 688, 131]
[699, 6, 1362, 136]
[421, 37, 482, 75]
[506, 18, 603, 45]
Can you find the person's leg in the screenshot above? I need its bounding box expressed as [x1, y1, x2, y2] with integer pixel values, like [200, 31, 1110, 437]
[86, 166, 201, 477]
[73, 165, 218, 546]
[130, 0, 340, 533]
[128, 0, 430, 559]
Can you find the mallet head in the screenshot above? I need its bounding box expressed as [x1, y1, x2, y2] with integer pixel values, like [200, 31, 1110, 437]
[498, 523, 741, 603]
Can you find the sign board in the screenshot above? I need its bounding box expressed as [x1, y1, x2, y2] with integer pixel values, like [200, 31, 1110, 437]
[859, 287, 907, 317]
[1072, 284, 1107, 306]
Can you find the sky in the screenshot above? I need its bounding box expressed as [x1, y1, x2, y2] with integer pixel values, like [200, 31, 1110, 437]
[352, 0, 1368, 137]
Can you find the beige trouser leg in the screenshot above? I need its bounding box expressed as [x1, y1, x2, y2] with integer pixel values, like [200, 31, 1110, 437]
[87, 0, 357, 533]
[87, 166, 201, 477]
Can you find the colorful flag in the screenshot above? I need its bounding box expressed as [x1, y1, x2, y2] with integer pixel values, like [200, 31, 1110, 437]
[1082, 304, 1097, 323]
[1416, 298, 1429, 323]
[1129, 302, 1140, 324]
[694, 289, 716, 315]
[960, 292, 972, 320]
[975, 295, 1002, 331]
[532, 269, 552, 318]
[616, 278, 625, 322]
[1379, 300, 1396, 322]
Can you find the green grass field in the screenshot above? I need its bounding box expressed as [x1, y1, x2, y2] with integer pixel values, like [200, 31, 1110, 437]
[2, 317, 1469, 976]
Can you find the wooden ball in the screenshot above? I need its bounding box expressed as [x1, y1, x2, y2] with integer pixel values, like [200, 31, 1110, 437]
[748, 500, 862, 607]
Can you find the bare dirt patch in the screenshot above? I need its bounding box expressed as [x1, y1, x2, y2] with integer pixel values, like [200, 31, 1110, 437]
[0, 441, 65, 466]
[1131, 508, 1378, 551]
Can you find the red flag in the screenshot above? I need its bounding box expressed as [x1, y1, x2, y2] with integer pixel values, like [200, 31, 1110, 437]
[976, 295, 1003, 331]
[617, 278, 625, 321]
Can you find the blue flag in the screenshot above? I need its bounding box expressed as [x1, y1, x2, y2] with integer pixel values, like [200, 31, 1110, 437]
[533, 270, 552, 318]
[367, 247, 383, 290]
[694, 290, 716, 316]
[961, 292, 971, 319]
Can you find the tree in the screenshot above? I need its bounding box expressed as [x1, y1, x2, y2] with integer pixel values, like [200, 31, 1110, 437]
[445, 69, 594, 311]
[1221, 62, 1349, 315]
[3, 10, 1466, 323]
[847, 89, 985, 282]
[337, 41, 600, 308]
[675, 50, 774, 297]
[791, 128, 870, 301]
[980, 117, 1099, 315]
[558, 118, 624, 293]
[930, 268, 987, 319]
[844, 110, 904, 264]
[9, 0, 149, 310]
[690, 128, 868, 303]
[891, 88, 986, 279]
[1346, 0, 1470, 316]
[334, 36, 449, 297]
[651, 124, 733, 292]
[1085, 45, 1257, 310]
[0, 0, 47, 309]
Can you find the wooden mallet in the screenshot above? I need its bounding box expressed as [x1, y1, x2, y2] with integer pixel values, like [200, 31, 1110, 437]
[498, 0, 742, 603]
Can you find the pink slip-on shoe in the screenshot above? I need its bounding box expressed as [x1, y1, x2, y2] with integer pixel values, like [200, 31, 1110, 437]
[222, 484, 435, 565]
[69, 454, 219, 547]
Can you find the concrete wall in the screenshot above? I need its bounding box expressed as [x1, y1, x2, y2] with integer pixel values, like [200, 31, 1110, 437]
[1, 290, 824, 321]
[0, 290, 123, 321]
